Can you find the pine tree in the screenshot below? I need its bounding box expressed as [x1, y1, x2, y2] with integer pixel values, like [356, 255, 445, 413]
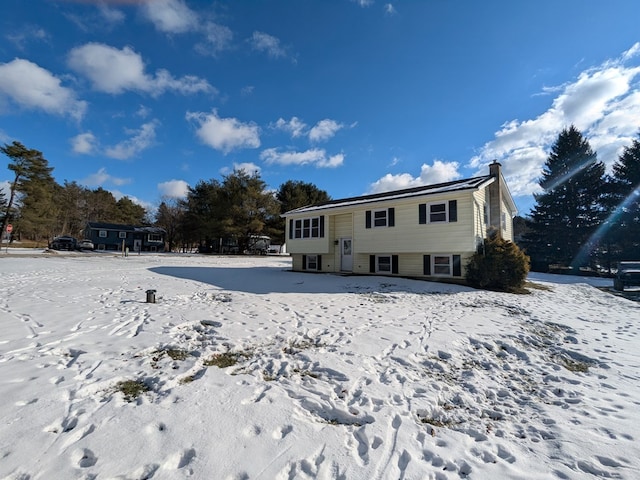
[523, 126, 606, 271]
[608, 133, 640, 260]
[155, 199, 186, 252]
[1, 141, 56, 243]
[274, 180, 331, 243]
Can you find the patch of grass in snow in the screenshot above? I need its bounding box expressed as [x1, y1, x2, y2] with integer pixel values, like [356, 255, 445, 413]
[292, 368, 319, 379]
[204, 351, 251, 368]
[524, 281, 553, 291]
[558, 355, 590, 373]
[115, 380, 150, 402]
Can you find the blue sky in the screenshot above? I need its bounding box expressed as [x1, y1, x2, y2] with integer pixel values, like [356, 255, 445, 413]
[1, 0, 640, 216]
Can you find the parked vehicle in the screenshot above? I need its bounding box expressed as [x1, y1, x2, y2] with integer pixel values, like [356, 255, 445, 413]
[613, 261, 640, 291]
[78, 239, 95, 250]
[49, 236, 77, 251]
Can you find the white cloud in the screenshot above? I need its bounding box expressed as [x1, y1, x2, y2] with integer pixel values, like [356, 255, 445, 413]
[109, 190, 153, 210]
[250, 32, 287, 59]
[368, 160, 462, 194]
[196, 21, 234, 56]
[81, 167, 130, 188]
[353, 0, 374, 6]
[186, 110, 260, 154]
[0, 59, 87, 120]
[105, 120, 159, 160]
[220, 162, 262, 176]
[260, 148, 344, 168]
[385, 4, 397, 15]
[158, 179, 189, 198]
[64, 4, 124, 32]
[273, 117, 307, 138]
[5, 25, 49, 50]
[140, 0, 198, 34]
[309, 119, 344, 142]
[470, 43, 640, 200]
[67, 43, 214, 96]
[71, 132, 98, 155]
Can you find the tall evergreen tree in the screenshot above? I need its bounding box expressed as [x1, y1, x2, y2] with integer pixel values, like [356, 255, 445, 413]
[607, 133, 640, 260]
[274, 180, 331, 243]
[523, 126, 606, 270]
[276, 180, 331, 214]
[218, 169, 280, 252]
[1, 141, 56, 242]
[181, 179, 224, 249]
[155, 199, 186, 252]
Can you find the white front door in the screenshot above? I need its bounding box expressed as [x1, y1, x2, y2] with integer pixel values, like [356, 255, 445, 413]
[134, 239, 142, 252]
[340, 237, 353, 272]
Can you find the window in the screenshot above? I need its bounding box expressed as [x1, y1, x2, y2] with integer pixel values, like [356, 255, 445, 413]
[292, 217, 324, 239]
[433, 255, 452, 275]
[429, 203, 447, 223]
[99, 230, 107, 238]
[306, 255, 318, 270]
[377, 255, 392, 273]
[119, 231, 127, 239]
[373, 209, 388, 227]
[148, 234, 162, 242]
[369, 254, 398, 274]
[423, 254, 462, 277]
[501, 212, 507, 231]
[365, 208, 395, 228]
[418, 200, 457, 224]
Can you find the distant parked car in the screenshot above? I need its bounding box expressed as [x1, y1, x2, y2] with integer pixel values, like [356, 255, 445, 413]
[78, 239, 94, 250]
[49, 236, 77, 251]
[613, 261, 640, 291]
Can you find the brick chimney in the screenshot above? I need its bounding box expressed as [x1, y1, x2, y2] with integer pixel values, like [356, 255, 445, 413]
[488, 160, 502, 238]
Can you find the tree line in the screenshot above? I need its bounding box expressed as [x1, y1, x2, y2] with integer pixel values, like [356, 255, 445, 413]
[519, 126, 640, 273]
[3, 128, 639, 270]
[0, 141, 330, 250]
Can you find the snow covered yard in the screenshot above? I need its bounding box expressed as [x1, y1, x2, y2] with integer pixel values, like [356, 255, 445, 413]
[1, 252, 639, 479]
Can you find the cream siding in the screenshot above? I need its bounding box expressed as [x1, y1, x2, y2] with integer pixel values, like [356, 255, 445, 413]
[501, 198, 514, 241]
[285, 215, 330, 254]
[353, 193, 476, 254]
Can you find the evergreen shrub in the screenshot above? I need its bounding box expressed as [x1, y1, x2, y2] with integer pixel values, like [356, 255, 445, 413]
[466, 230, 530, 292]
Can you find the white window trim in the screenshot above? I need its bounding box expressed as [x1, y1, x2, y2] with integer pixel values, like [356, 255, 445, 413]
[376, 254, 392, 273]
[306, 254, 318, 271]
[148, 233, 162, 242]
[428, 202, 449, 223]
[119, 231, 127, 239]
[432, 254, 453, 276]
[373, 209, 388, 228]
[293, 217, 321, 239]
[99, 230, 107, 238]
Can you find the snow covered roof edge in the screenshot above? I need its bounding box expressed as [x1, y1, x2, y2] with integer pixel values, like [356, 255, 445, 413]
[283, 175, 494, 216]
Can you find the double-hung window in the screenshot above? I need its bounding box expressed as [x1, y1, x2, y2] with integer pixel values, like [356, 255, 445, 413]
[365, 208, 395, 228]
[429, 203, 447, 223]
[433, 255, 452, 275]
[418, 200, 457, 224]
[377, 255, 392, 273]
[99, 230, 107, 238]
[373, 209, 388, 227]
[119, 231, 127, 239]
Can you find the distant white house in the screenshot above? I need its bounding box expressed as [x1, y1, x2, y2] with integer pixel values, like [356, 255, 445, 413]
[282, 162, 517, 281]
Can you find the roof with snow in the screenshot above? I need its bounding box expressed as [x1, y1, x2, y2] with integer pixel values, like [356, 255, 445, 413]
[283, 175, 495, 216]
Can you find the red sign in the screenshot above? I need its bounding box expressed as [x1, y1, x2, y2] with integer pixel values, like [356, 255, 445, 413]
[6, 224, 12, 233]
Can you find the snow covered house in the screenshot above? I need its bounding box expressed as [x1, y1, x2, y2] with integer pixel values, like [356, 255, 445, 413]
[282, 162, 517, 281]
